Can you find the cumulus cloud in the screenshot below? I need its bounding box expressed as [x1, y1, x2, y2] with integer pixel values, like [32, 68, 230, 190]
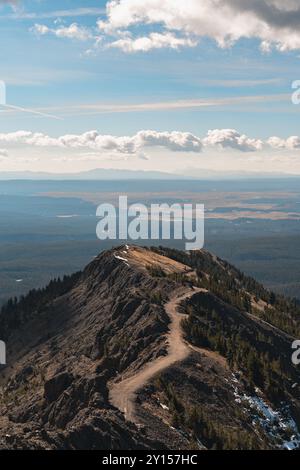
[203, 129, 263, 152]
[108, 32, 197, 52]
[98, 0, 300, 52]
[0, 130, 203, 154]
[31, 22, 93, 41]
[135, 130, 202, 152]
[268, 135, 300, 149]
[2, 129, 300, 155]
[0, 130, 33, 143]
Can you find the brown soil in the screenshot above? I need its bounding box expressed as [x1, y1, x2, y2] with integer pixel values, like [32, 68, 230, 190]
[109, 288, 204, 423]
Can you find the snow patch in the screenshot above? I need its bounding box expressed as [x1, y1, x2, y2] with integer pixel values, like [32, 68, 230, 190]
[114, 254, 130, 267]
[160, 403, 169, 411]
[231, 373, 300, 450]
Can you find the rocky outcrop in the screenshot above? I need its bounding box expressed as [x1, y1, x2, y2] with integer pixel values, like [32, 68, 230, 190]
[44, 372, 74, 403]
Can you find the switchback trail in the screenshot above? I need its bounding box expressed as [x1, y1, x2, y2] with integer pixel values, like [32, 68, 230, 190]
[109, 288, 203, 424]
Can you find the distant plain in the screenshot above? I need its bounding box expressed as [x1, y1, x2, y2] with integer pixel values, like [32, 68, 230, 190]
[1, 178, 300, 305]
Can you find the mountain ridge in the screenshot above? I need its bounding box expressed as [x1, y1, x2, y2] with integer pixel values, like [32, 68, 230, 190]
[0, 245, 300, 450]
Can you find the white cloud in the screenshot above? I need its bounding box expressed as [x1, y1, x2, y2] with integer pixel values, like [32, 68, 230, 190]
[0, 130, 33, 143]
[98, 0, 300, 52]
[136, 130, 202, 152]
[0, 130, 203, 154]
[30, 1, 300, 54]
[31, 22, 94, 41]
[2, 129, 300, 156]
[203, 129, 263, 152]
[0, 148, 8, 157]
[268, 135, 300, 149]
[108, 31, 197, 52]
[32, 24, 49, 35]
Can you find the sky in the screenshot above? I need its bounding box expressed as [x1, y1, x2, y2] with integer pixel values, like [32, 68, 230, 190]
[0, 0, 300, 176]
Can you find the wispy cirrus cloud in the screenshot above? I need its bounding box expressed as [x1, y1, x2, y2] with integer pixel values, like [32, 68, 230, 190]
[201, 78, 284, 88]
[0, 92, 289, 121]
[1, 7, 105, 20]
[0, 102, 62, 120]
[53, 93, 290, 116]
[0, 0, 18, 7]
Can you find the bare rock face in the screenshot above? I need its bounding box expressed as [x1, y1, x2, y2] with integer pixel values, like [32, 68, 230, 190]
[0, 245, 300, 450]
[44, 372, 74, 403]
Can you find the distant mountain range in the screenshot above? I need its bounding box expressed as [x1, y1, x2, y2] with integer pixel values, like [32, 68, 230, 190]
[1, 168, 299, 181]
[0, 169, 191, 180]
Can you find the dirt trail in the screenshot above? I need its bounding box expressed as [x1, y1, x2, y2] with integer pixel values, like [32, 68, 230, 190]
[109, 288, 203, 424]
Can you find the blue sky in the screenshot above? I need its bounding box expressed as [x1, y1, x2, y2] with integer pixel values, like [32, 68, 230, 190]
[0, 0, 300, 176]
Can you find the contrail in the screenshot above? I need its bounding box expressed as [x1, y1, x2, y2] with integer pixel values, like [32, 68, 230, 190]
[0, 103, 63, 120]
